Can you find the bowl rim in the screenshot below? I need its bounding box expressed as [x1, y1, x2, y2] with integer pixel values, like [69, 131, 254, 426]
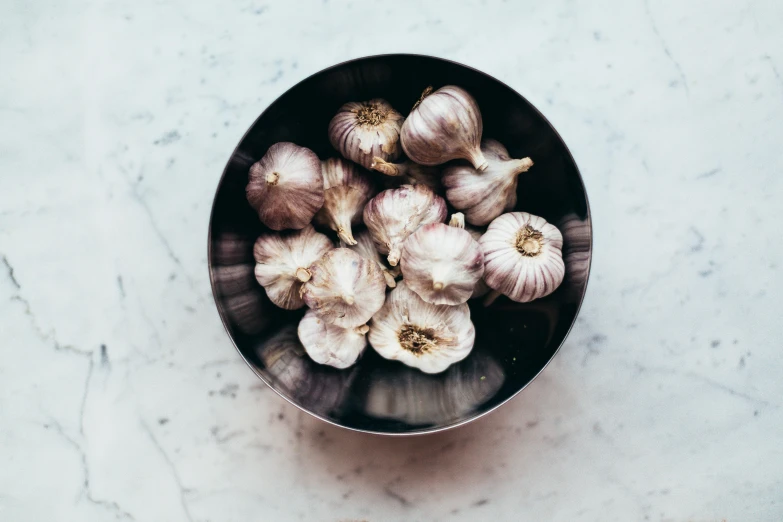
[207, 52, 593, 437]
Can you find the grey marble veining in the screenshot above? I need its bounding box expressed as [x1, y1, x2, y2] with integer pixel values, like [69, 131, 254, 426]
[1, 0, 782, 520]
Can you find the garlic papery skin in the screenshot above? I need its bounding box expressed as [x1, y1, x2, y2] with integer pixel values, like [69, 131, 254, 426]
[363, 184, 448, 266]
[400, 85, 488, 170]
[246, 142, 324, 230]
[442, 139, 534, 226]
[480, 212, 565, 303]
[253, 225, 333, 310]
[400, 213, 484, 305]
[370, 157, 442, 193]
[368, 281, 475, 374]
[297, 309, 368, 369]
[314, 158, 375, 245]
[300, 248, 386, 328]
[464, 224, 491, 298]
[328, 99, 405, 169]
[346, 229, 398, 288]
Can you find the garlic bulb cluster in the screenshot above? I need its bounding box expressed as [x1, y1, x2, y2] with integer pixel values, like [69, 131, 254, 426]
[347, 229, 399, 288]
[297, 309, 368, 369]
[242, 81, 568, 374]
[401, 86, 487, 170]
[368, 282, 475, 374]
[253, 225, 333, 309]
[300, 248, 386, 328]
[314, 158, 375, 245]
[328, 99, 405, 169]
[363, 184, 447, 266]
[246, 142, 324, 230]
[443, 139, 534, 226]
[400, 213, 484, 305]
[480, 212, 565, 303]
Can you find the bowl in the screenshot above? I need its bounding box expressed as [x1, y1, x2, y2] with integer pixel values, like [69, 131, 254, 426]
[207, 54, 592, 435]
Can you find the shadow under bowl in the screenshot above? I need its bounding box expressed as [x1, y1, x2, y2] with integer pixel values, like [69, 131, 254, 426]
[208, 54, 592, 436]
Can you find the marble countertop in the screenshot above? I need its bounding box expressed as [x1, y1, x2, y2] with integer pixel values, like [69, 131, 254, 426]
[2, 0, 782, 520]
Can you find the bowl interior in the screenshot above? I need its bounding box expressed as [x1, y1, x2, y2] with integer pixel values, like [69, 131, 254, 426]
[208, 54, 591, 435]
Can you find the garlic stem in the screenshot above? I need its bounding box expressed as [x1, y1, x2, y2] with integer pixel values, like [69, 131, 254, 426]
[448, 212, 466, 229]
[432, 281, 445, 291]
[336, 225, 357, 246]
[382, 271, 397, 288]
[483, 289, 502, 307]
[411, 86, 433, 111]
[467, 149, 489, 172]
[370, 157, 406, 177]
[355, 324, 370, 335]
[387, 245, 402, 267]
[511, 157, 534, 176]
[342, 294, 355, 305]
[295, 267, 312, 282]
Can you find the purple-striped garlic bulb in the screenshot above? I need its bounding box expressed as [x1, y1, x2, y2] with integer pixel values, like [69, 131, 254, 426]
[300, 248, 386, 328]
[443, 139, 533, 226]
[253, 225, 333, 310]
[401, 85, 487, 170]
[400, 213, 484, 306]
[313, 158, 375, 245]
[328, 99, 405, 169]
[297, 309, 369, 369]
[362, 184, 448, 267]
[246, 142, 324, 230]
[368, 281, 475, 374]
[480, 212, 565, 303]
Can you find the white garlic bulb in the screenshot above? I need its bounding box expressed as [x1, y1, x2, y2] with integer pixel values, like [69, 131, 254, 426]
[313, 158, 375, 245]
[253, 225, 333, 310]
[363, 184, 448, 266]
[368, 281, 475, 374]
[443, 139, 533, 226]
[480, 212, 565, 303]
[328, 99, 405, 169]
[297, 309, 368, 369]
[346, 229, 399, 288]
[370, 157, 442, 193]
[400, 85, 487, 170]
[246, 142, 324, 230]
[400, 213, 484, 305]
[300, 248, 386, 328]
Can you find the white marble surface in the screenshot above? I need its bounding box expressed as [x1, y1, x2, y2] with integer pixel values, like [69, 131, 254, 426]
[2, 0, 782, 520]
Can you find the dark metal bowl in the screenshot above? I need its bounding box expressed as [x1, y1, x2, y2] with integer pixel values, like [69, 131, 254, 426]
[208, 54, 592, 435]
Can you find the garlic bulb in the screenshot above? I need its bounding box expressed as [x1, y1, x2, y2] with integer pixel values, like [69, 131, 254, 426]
[400, 212, 484, 305]
[368, 281, 475, 374]
[370, 157, 442, 193]
[328, 99, 405, 169]
[480, 212, 565, 303]
[253, 225, 333, 310]
[346, 229, 398, 288]
[363, 184, 448, 266]
[400, 85, 487, 170]
[246, 142, 324, 230]
[297, 309, 368, 369]
[442, 139, 533, 226]
[300, 248, 386, 328]
[313, 158, 375, 245]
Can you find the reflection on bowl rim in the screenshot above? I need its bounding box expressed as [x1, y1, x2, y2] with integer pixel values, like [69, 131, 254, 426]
[207, 53, 593, 436]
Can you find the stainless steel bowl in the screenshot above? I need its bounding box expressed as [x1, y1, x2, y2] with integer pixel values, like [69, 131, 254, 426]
[207, 54, 592, 435]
